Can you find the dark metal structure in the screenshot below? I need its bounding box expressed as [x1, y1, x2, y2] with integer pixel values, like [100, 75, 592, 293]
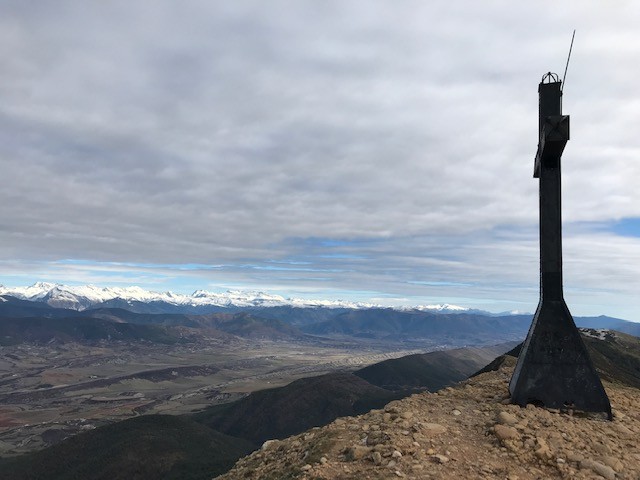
[508, 73, 612, 419]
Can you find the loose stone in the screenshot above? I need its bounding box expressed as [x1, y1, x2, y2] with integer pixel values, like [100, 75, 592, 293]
[430, 454, 450, 464]
[497, 411, 518, 425]
[580, 459, 616, 480]
[494, 424, 519, 441]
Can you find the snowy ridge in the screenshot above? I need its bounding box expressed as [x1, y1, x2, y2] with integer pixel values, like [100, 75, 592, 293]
[411, 303, 469, 312]
[0, 283, 184, 310]
[0, 283, 384, 311]
[580, 328, 611, 341]
[0, 283, 474, 313]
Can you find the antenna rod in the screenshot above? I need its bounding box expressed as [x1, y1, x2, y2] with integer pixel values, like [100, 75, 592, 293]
[562, 30, 576, 89]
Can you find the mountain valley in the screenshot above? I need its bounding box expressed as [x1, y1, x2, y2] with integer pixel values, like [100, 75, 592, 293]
[0, 288, 639, 479]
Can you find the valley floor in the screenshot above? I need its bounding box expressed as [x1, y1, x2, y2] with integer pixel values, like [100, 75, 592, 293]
[0, 336, 437, 456]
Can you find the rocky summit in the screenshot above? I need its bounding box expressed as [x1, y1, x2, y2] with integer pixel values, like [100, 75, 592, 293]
[215, 360, 640, 480]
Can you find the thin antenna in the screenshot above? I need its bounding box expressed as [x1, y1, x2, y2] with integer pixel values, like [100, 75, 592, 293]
[562, 30, 576, 90]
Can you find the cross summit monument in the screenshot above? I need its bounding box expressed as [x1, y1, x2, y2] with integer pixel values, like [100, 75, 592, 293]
[508, 72, 612, 419]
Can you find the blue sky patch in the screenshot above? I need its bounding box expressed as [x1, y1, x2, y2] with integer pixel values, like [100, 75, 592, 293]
[611, 217, 640, 237]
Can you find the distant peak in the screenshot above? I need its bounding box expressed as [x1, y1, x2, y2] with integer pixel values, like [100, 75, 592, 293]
[408, 303, 470, 313]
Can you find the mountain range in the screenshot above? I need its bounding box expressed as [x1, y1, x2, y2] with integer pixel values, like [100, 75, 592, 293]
[2, 283, 639, 479]
[1, 290, 639, 346]
[0, 282, 486, 314]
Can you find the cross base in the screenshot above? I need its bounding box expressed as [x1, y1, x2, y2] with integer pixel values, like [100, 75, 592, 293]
[509, 299, 612, 419]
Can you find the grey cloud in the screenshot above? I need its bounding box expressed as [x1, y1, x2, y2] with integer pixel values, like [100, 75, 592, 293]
[1, 1, 640, 316]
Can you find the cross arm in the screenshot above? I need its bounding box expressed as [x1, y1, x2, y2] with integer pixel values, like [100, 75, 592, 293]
[534, 115, 570, 178]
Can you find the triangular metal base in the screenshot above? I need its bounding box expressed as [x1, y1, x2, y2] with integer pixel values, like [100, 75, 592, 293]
[509, 299, 612, 419]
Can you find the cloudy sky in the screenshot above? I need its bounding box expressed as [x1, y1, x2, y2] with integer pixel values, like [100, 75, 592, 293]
[1, 1, 639, 318]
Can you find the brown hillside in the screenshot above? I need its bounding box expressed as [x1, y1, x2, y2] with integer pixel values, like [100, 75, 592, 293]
[216, 363, 640, 480]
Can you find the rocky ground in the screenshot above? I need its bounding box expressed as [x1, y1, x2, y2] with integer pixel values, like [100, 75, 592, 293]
[215, 359, 640, 480]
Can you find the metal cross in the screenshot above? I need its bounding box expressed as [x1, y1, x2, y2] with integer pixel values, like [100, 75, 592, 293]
[508, 73, 611, 419]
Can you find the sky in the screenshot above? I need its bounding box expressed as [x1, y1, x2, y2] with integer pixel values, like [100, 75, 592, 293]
[1, 1, 640, 319]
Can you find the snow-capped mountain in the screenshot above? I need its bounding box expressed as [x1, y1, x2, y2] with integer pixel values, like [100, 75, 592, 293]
[0, 283, 183, 310]
[412, 303, 469, 313]
[0, 283, 474, 313]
